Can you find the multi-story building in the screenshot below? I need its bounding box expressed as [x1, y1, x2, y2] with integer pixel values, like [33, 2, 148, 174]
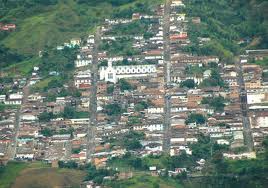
[74, 70, 91, 89]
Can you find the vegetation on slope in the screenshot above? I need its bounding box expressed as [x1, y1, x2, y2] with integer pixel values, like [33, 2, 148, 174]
[0, 0, 161, 55]
[0, 161, 85, 188]
[183, 0, 268, 62]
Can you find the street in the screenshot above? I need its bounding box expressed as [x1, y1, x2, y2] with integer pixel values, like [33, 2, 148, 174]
[87, 27, 101, 160]
[163, 0, 172, 153]
[234, 57, 254, 152]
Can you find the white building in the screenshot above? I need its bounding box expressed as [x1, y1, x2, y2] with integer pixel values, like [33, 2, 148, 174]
[170, 138, 185, 143]
[56, 97, 66, 104]
[256, 117, 268, 128]
[74, 70, 91, 89]
[223, 152, 256, 160]
[217, 139, 230, 145]
[147, 107, 164, 114]
[171, 0, 185, 7]
[170, 146, 192, 156]
[28, 94, 42, 102]
[171, 75, 203, 84]
[87, 35, 95, 44]
[171, 106, 188, 113]
[16, 153, 34, 160]
[133, 123, 164, 132]
[99, 61, 157, 83]
[247, 93, 266, 104]
[21, 114, 38, 121]
[5, 93, 23, 105]
[70, 38, 81, 46]
[0, 95, 6, 103]
[107, 56, 124, 62]
[75, 59, 92, 68]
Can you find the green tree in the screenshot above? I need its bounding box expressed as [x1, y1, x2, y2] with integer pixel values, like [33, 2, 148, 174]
[134, 101, 148, 112]
[200, 69, 225, 88]
[212, 152, 228, 174]
[41, 128, 54, 137]
[186, 113, 206, 125]
[38, 112, 54, 122]
[63, 106, 75, 119]
[105, 103, 122, 116]
[119, 79, 134, 91]
[107, 84, 114, 94]
[201, 96, 226, 112]
[180, 79, 196, 88]
[123, 131, 144, 150]
[153, 182, 160, 188]
[263, 137, 268, 160]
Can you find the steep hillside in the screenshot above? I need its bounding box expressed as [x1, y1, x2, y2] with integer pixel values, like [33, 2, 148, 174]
[183, 0, 268, 62]
[0, 0, 161, 55]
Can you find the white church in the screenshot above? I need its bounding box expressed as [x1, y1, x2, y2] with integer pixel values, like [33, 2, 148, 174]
[99, 61, 157, 83]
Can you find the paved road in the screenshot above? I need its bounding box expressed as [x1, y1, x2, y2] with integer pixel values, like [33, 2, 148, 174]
[87, 27, 101, 160]
[163, 0, 171, 86]
[6, 108, 20, 160]
[7, 81, 31, 160]
[234, 57, 254, 152]
[163, 0, 172, 153]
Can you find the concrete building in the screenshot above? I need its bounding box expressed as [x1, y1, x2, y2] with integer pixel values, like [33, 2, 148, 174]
[74, 70, 91, 89]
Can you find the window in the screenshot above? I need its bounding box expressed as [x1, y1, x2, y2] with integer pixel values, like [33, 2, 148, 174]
[108, 73, 113, 79]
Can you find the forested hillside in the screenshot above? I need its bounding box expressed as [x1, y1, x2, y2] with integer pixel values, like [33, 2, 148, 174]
[184, 0, 268, 62]
[0, 0, 160, 55]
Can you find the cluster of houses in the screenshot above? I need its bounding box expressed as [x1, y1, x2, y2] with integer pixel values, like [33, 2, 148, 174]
[1, 1, 268, 181]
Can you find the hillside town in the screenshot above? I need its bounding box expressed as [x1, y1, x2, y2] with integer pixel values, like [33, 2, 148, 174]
[0, 0, 268, 186]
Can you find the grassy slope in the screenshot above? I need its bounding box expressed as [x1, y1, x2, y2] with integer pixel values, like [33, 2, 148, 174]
[0, 162, 85, 188]
[3, 57, 41, 76]
[0, 0, 162, 75]
[1, 0, 162, 55]
[12, 168, 85, 188]
[0, 162, 28, 188]
[1, 0, 106, 55]
[109, 174, 183, 188]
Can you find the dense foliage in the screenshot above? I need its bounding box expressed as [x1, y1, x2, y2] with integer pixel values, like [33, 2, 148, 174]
[0, 45, 24, 69]
[183, 0, 268, 62]
[180, 79, 196, 89]
[119, 79, 135, 91]
[201, 96, 226, 112]
[0, 0, 160, 55]
[105, 103, 122, 116]
[186, 113, 207, 125]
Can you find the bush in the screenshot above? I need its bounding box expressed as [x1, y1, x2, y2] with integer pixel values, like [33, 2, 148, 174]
[186, 113, 206, 125]
[105, 103, 122, 116]
[107, 85, 114, 94]
[63, 106, 76, 119]
[58, 161, 78, 169]
[180, 79, 196, 88]
[119, 79, 134, 91]
[201, 96, 226, 112]
[38, 112, 54, 122]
